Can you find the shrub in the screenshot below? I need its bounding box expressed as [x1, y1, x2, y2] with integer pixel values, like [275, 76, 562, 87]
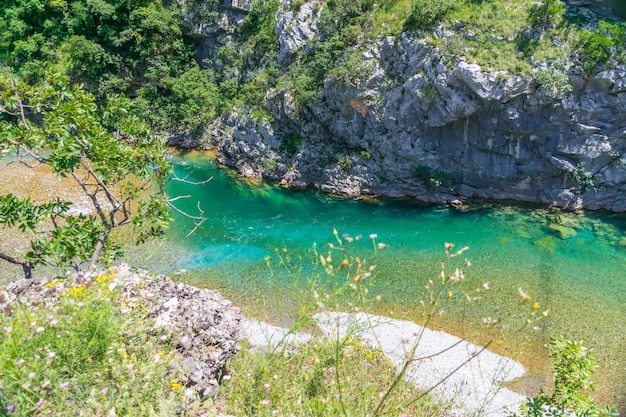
[578, 21, 626, 74]
[572, 162, 594, 193]
[337, 154, 354, 172]
[279, 132, 302, 154]
[535, 60, 572, 99]
[519, 338, 618, 417]
[328, 51, 373, 88]
[527, 0, 565, 27]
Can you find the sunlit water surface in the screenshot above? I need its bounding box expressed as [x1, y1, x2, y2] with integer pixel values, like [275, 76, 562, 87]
[3, 152, 623, 410]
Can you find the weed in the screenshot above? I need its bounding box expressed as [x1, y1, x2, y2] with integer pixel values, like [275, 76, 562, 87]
[572, 162, 594, 193]
[0, 276, 193, 416]
[518, 338, 618, 417]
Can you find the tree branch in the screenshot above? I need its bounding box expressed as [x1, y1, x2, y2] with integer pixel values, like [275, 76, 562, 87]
[170, 166, 213, 185]
[0, 252, 33, 279]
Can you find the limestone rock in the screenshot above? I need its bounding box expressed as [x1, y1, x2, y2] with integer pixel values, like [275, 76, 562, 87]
[0, 264, 242, 401]
[182, 0, 626, 212]
[275, 0, 321, 66]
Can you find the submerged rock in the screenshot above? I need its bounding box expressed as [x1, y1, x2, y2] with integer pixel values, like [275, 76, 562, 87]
[547, 223, 578, 239]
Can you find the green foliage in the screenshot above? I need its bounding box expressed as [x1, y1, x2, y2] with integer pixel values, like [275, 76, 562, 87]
[405, 0, 460, 30]
[535, 60, 572, 99]
[0, 195, 69, 233]
[137, 66, 226, 132]
[278, 0, 375, 107]
[0, 275, 189, 416]
[527, 0, 565, 27]
[328, 51, 373, 88]
[239, 0, 281, 68]
[0, 70, 171, 277]
[337, 154, 354, 172]
[520, 338, 618, 417]
[358, 149, 372, 160]
[218, 336, 436, 417]
[279, 132, 302, 154]
[0, 0, 194, 97]
[318, 0, 375, 38]
[578, 21, 626, 74]
[572, 162, 594, 193]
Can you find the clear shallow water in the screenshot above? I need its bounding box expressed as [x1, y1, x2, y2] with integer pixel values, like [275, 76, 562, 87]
[133, 151, 626, 411]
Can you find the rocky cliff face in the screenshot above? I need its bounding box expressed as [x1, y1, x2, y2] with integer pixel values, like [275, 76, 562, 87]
[181, 0, 626, 211]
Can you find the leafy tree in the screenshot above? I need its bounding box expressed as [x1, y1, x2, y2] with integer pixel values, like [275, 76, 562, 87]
[0, 0, 195, 98]
[137, 66, 226, 132]
[0, 70, 200, 278]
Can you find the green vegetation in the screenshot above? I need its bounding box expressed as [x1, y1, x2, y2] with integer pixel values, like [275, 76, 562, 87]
[217, 337, 440, 416]
[430, 0, 626, 77]
[277, 0, 377, 106]
[0, 0, 191, 95]
[405, 0, 460, 31]
[0, 0, 623, 414]
[0, 275, 196, 416]
[578, 20, 626, 74]
[0, 71, 173, 278]
[572, 162, 595, 193]
[337, 154, 354, 172]
[519, 338, 618, 417]
[279, 132, 303, 154]
[0, 0, 222, 132]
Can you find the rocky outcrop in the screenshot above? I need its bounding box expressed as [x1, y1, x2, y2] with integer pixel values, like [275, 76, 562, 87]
[0, 264, 242, 400]
[183, 1, 626, 211]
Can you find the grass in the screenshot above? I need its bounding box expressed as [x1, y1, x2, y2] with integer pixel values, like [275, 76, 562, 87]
[214, 337, 445, 417]
[371, 0, 622, 78]
[371, 0, 414, 37]
[0, 274, 200, 416]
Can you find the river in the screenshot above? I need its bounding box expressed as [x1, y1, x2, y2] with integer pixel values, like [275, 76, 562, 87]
[2, 151, 625, 411]
[128, 151, 625, 412]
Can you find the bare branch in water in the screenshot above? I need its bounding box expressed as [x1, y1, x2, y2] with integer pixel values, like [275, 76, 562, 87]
[166, 198, 208, 237]
[170, 166, 213, 185]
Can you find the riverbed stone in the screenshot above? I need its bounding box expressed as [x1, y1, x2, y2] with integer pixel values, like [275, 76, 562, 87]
[547, 223, 578, 239]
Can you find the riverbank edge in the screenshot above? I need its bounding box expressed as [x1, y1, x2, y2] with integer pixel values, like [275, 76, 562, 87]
[1, 263, 527, 416]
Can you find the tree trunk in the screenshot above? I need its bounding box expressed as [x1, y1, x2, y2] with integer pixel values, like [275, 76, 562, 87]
[89, 231, 109, 269]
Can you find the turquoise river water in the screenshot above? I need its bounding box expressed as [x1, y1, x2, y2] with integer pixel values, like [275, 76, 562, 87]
[128, 151, 625, 411]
